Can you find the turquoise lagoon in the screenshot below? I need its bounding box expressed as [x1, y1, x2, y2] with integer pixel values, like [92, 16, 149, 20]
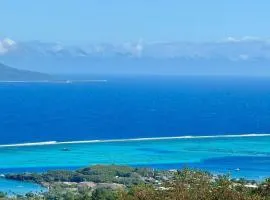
[1, 134, 270, 181]
[0, 178, 46, 195]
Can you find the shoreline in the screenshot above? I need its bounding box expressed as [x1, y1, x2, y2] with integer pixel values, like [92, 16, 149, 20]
[1, 164, 262, 198]
[1, 133, 270, 148]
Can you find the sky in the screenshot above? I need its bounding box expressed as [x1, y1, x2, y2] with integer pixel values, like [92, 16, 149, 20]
[1, 0, 270, 44]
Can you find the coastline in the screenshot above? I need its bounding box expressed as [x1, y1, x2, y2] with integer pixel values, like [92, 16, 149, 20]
[1, 164, 265, 199]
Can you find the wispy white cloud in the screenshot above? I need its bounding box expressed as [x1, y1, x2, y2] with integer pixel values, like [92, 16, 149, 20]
[223, 36, 267, 43]
[0, 38, 16, 55]
[239, 54, 249, 60]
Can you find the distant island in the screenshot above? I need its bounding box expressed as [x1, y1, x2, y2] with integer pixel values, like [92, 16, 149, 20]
[0, 62, 51, 81]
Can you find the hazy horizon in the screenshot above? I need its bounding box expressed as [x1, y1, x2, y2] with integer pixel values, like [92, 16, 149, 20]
[1, 1, 270, 76]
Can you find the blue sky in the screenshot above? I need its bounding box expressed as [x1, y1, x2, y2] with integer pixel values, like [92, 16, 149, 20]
[1, 0, 269, 44]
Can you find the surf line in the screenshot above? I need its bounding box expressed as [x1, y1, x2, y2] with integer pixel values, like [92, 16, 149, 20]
[0, 133, 270, 148]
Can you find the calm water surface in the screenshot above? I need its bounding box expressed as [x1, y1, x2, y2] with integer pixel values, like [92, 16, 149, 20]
[1, 76, 270, 192]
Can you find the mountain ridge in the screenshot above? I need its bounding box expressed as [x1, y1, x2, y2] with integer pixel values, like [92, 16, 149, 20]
[0, 62, 51, 81]
[2, 37, 270, 59]
[2, 38, 270, 76]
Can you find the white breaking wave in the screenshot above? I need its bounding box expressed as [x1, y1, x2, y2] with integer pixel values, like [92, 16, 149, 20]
[0, 133, 270, 148]
[0, 141, 58, 147]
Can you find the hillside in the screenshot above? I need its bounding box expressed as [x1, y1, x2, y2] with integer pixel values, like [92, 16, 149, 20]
[0, 62, 51, 81]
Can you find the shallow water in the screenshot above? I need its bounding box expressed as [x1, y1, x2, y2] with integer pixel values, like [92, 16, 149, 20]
[0, 135, 270, 180]
[0, 178, 46, 195]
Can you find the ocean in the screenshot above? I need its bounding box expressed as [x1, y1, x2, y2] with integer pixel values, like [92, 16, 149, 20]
[1, 75, 270, 144]
[0, 75, 270, 182]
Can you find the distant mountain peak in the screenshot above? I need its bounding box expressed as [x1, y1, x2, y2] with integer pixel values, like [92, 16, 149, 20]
[0, 62, 51, 81]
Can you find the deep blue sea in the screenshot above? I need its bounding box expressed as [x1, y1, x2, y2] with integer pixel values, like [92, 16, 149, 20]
[1, 75, 270, 192]
[1, 75, 270, 144]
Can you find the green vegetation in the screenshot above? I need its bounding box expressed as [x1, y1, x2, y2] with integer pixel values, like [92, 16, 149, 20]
[5, 165, 154, 186]
[2, 165, 270, 200]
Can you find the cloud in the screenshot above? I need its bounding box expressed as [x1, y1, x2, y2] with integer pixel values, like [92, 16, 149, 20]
[239, 54, 249, 60]
[122, 39, 144, 57]
[134, 43, 143, 57]
[224, 36, 266, 43]
[0, 38, 17, 55]
[51, 44, 63, 52]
